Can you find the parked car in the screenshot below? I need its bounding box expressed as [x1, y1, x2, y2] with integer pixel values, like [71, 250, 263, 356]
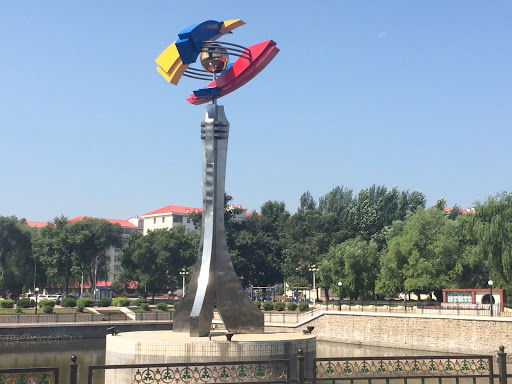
[38, 294, 63, 304]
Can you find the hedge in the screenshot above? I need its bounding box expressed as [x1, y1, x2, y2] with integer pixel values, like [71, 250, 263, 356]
[112, 296, 130, 307]
[77, 297, 95, 308]
[38, 299, 55, 309]
[98, 297, 112, 307]
[134, 298, 147, 307]
[0, 299, 15, 308]
[60, 297, 76, 308]
[16, 297, 34, 308]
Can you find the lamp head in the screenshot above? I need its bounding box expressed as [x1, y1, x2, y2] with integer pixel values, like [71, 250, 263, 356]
[200, 45, 229, 73]
[488, 280, 494, 286]
[338, 281, 342, 287]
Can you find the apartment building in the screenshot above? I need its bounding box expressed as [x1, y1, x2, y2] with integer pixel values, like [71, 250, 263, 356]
[141, 205, 201, 235]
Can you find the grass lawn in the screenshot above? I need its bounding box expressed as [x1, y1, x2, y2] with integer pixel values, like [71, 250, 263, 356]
[0, 308, 80, 315]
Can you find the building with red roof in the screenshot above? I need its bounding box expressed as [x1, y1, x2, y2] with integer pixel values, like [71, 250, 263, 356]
[141, 203, 253, 234]
[443, 207, 475, 215]
[227, 204, 249, 221]
[141, 205, 202, 235]
[25, 221, 49, 229]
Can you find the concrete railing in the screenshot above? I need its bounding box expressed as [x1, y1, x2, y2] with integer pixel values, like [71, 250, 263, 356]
[0, 313, 105, 324]
[132, 312, 172, 321]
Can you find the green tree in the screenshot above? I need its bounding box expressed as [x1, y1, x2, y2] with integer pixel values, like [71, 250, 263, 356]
[283, 202, 332, 289]
[375, 220, 407, 295]
[120, 227, 198, 301]
[0, 216, 33, 295]
[452, 213, 487, 288]
[318, 186, 357, 244]
[473, 192, 512, 291]
[33, 216, 76, 295]
[230, 201, 289, 287]
[353, 186, 426, 248]
[70, 218, 123, 295]
[321, 237, 379, 299]
[376, 208, 461, 298]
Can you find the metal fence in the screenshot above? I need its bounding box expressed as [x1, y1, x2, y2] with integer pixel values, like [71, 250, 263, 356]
[0, 311, 173, 325]
[0, 366, 59, 384]
[312, 354, 495, 384]
[87, 359, 290, 384]
[416, 303, 506, 317]
[4, 346, 511, 384]
[303, 347, 509, 384]
[0, 302, 508, 327]
[289, 301, 508, 319]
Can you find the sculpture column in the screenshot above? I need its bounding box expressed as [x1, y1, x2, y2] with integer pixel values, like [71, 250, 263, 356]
[173, 104, 264, 337]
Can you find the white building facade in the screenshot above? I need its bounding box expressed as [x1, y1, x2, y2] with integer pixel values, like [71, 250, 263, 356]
[141, 205, 202, 235]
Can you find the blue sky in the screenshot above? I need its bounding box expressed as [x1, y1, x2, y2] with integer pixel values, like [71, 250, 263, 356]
[1, 2, 511, 222]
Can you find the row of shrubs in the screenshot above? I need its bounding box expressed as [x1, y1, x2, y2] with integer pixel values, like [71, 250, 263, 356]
[1, 297, 175, 313]
[0, 298, 58, 314]
[254, 301, 310, 312]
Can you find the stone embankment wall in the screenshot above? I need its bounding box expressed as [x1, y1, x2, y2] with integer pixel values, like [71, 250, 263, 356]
[0, 322, 172, 341]
[267, 312, 512, 355]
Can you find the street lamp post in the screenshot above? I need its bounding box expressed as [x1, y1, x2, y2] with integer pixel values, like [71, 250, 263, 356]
[29, 256, 37, 293]
[34, 287, 39, 315]
[180, 269, 189, 298]
[308, 265, 319, 307]
[337, 281, 342, 311]
[488, 280, 494, 317]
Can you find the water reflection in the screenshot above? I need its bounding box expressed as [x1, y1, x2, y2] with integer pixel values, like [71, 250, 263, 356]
[317, 340, 442, 358]
[0, 338, 105, 384]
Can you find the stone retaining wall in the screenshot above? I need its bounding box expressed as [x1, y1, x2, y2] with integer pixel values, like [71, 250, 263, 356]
[267, 312, 512, 355]
[0, 322, 172, 341]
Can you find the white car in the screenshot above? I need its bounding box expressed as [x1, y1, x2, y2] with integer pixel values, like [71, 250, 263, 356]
[39, 294, 63, 304]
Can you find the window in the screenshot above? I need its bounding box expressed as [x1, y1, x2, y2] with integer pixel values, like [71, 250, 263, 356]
[114, 265, 121, 271]
[153, 218, 156, 224]
[187, 218, 191, 224]
[114, 248, 121, 253]
[162, 217, 166, 223]
[173, 216, 183, 223]
[186, 228, 191, 234]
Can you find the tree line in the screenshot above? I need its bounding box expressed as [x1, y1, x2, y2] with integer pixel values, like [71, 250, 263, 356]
[226, 187, 512, 301]
[0, 187, 511, 301]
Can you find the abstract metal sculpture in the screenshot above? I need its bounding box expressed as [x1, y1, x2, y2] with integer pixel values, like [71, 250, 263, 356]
[156, 20, 278, 337]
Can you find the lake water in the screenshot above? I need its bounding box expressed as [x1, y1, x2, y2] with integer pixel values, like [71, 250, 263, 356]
[0, 338, 449, 384]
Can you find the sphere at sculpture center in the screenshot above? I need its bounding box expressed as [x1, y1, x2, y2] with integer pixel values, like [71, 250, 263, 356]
[200, 46, 229, 73]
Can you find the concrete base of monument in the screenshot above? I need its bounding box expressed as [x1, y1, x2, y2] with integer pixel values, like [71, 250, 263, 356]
[105, 330, 316, 382]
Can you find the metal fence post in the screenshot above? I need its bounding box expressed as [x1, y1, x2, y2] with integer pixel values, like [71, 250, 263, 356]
[297, 349, 305, 384]
[498, 346, 507, 384]
[69, 355, 78, 384]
